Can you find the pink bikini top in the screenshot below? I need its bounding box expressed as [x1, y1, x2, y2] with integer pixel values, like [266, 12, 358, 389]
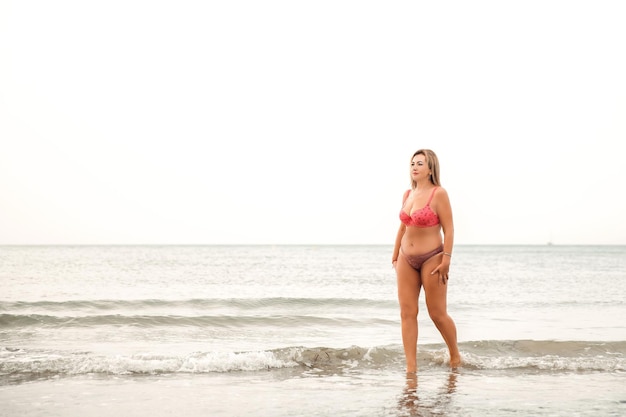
[399, 187, 440, 228]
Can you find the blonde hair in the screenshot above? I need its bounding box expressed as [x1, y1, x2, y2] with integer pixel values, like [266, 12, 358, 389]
[410, 149, 441, 188]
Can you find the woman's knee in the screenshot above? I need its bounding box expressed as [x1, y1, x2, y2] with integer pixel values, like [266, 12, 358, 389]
[399, 304, 418, 320]
[427, 306, 447, 323]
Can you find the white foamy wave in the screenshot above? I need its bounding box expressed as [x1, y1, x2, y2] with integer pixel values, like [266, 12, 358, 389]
[0, 348, 299, 376]
[2, 340, 625, 380]
[177, 350, 298, 373]
[459, 352, 626, 372]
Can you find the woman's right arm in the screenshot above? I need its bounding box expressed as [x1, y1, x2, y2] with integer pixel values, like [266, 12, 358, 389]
[392, 190, 410, 267]
[392, 223, 406, 267]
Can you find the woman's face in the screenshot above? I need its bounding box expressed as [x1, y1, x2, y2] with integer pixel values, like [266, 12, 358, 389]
[411, 154, 429, 182]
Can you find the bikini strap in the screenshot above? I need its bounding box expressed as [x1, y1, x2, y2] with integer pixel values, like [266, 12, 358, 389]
[426, 187, 439, 205]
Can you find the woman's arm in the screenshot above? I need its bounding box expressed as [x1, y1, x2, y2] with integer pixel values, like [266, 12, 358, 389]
[432, 187, 454, 280]
[392, 222, 406, 267]
[437, 187, 454, 256]
[392, 189, 410, 267]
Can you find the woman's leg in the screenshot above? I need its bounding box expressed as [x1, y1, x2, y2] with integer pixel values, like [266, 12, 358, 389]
[421, 254, 461, 367]
[396, 253, 422, 373]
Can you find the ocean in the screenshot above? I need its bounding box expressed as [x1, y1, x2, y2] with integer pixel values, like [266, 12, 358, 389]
[1, 244, 625, 416]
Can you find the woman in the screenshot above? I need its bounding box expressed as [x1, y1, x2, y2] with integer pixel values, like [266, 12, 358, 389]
[392, 149, 461, 372]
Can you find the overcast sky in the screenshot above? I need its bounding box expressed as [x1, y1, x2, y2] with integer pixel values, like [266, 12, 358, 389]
[1, 1, 625, 245]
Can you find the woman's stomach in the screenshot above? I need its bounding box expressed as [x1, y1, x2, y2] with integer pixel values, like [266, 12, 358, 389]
[401, 227, 443, 255]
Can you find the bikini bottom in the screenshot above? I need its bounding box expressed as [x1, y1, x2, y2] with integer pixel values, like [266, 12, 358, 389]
[401, 244, 444, 270]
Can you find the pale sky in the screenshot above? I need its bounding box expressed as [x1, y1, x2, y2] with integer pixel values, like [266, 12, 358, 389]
[1, 1, 625, 245]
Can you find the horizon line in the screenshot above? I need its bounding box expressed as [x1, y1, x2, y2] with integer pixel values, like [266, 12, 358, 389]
[1, 243, 624, 247]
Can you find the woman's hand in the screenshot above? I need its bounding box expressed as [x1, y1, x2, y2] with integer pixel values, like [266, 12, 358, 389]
[431, 262, 450, 285]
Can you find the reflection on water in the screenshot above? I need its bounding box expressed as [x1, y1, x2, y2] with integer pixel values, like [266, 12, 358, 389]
[397, 371, 458, 417]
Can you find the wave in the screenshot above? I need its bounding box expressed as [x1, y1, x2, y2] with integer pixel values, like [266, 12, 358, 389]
[0, 297, 397, 329]
[0, 313, 395, 328]
[1, 340, 624, 383]
[0, 297, 397, 312]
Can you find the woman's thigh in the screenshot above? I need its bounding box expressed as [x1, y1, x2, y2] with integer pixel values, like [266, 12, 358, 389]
[420, 254, 448, 312]
[396, 253, 422, 309]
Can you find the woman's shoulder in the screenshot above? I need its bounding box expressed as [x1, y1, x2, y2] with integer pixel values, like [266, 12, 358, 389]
[402, 189, 411, 203]
[432, 186, 450, 202]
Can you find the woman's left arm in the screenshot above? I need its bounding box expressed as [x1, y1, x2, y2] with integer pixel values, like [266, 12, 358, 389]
[432, 187, 454, 282]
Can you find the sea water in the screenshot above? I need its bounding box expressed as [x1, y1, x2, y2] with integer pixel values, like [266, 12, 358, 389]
[1, 245, 625, 416]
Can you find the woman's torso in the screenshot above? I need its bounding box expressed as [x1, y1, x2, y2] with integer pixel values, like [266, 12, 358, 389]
[399, 187, 443, 255]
